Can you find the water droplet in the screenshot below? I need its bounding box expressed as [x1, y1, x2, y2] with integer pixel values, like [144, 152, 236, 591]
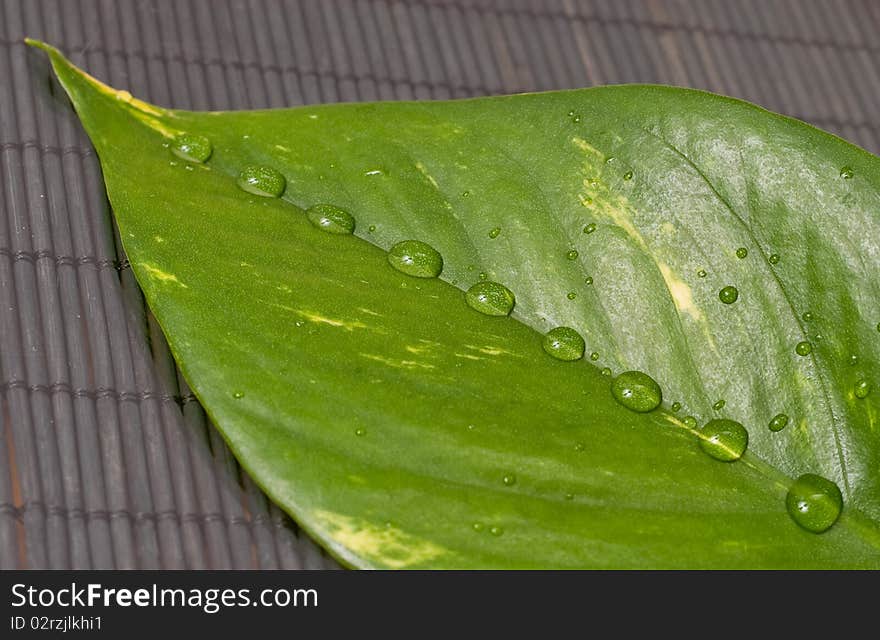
[567, 291, 577, 300]
[735, 247, 748, 259]
[232, 391, 245, 399]
[170, 132, 212, 163]
[802, 311, 814, 322]
[355, 427, 366, 436]
[368, 224, 376, 233]
[306, 203, 356, 234]
[795, 341, 812, 356]
[542, 327, 585, 361]
[583, 223, 597, 234]
[699, 419, 748, 462]
[697, 269, 707, 278]
[566, 249, 579, 261]
[786, 473, 843, 533]
[623, 170, 633, 181]
[585, 276, 593, 285]
[564, 493, 574, 501]
[683, 416, 697, 428]
[478, 272, 488, 281]
[462, 190, 470, 197]
[574, 442, 586, 452]
[719, 286, 739, 304]
[590, 351, 600, 361]
[489, 526, 504, 536]
[387, 240, 443, 278]
[472, 522, 484, 532]
[488, 227, 501, 239]
[600, 367, 612, 377]
[713, 399, 726, 411]
[671, 401, 682, 412]
[465, 281, 515, 316]
[502, 474, 517, 486]
[769, 413, 789, 432]
[854, 379, 872, 399]
[848, 354, 859, 366]
[769, 253, 780, 265]
[364, 168, 385, 177]
[840, 165, 854, 179]
[237, 165, 286, 198]
[605, 156, 615, 164]
[611, 371, 662, 413]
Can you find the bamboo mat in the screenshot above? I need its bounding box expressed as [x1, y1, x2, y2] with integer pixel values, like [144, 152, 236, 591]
[2, 0, 879, 569]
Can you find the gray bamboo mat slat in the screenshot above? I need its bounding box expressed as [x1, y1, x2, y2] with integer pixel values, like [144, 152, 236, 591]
[1, 0, 878, 570]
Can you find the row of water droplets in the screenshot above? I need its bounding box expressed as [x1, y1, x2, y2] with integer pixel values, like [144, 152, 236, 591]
[168, 129, 864, 536]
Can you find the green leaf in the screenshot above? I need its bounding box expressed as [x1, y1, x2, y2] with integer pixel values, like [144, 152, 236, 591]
[31, 40, 880, 568]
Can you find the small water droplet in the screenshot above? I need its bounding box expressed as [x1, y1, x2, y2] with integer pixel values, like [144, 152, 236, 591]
[697, 269, 707, 278]
[170, 132, 212, 163]
[601, 367, 612, 377]
[585, 276, 593, 285]
[786, 473, 843, 533]
[583, 223, 597, 234]
[605, 156, 615, 164]
[368, 224, 376, 233]
[232, 391, 245, 399]
[465, 281, 516, 316]
[237, 165, 286, 198]
[590, 351, 600, 361]
[306, 203, 356, 234]
[472, 522, 484, 532]
[699, 419, 748, 461]
[670, 401, 682, 412]
[854, 379, 872, 399]
[542, 327, 585, 361]
[462, 190, 470, 197]
[735, 247, 748, 259]
[502, 474, 517, 486]
[489, 525, 504, 536]
[840, 165, 854, 179]
[467, 424, 475, 431]
[769, 413, 789, 432]
[848, 354, 858, 366]
[713, 399, 726, 411]
[795, 341, 813, 356]
[566, 249, 579, 260]
[623, 170, 633, 181]
[564, 493, 574, 501]
[355, 427, 366, 437]
[802, 311, 814, 322]
[566, 291, 577, 300]
[611, 371, 662, 413]
[488, 227, 501, 239]
[574, 442, 586, 452]
[478, 272, 488, 281]
[387, 240, 443, 278]
[769, 253, 780, 265]
[364, 168, 385, 177]
[719, 286, 739, 304]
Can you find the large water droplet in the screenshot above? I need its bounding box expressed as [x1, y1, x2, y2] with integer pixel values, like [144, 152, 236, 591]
[542, 327, 585, 361]
[735, 247, 748, 259]
[795, 341, 813, 356]
[699, 419, 748, 461]
[769, 413, 789, 432]
[465, 282, 515, 316]
[237, 165, 286, 197]
[387, 240, 443, 278]
[839, 166, 854, 179]
[719, 286, 739, 304]
[683, 416, 697, 429]
[854, 379, 872, 399]
[786, 473, 843, 533]
[171, 132, 212, 163]
[306, 204, 356, 234]
[611, 371, 662, 413]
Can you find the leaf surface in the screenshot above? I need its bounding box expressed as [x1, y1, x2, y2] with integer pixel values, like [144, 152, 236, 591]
[32, 41, 880, 568]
